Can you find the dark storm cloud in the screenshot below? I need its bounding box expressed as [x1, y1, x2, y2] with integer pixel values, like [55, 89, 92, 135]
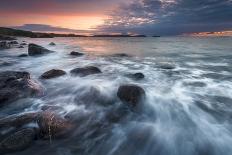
[99, 0, 232, 35]
[13, 24, 90, 33]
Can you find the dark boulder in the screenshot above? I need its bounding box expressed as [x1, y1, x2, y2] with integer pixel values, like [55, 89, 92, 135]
[112, 53, 130, 57]
[40, 69, 66, 79]
[18, 53, 28, 57]
[0, 41, 10, 49]
[70, 51, 84, 56]
[28, 43, 53, 56]
[117, 84, 145, 107]
[127, 72, 145, 80]
[0, 128, 36, 153]
[37, 111, 74, 139]
[49, 42, 56, 46]
[20, 43, 27, 46]
[9, 41, 18, 44]
[18, 45, 24, 48]
[70, 66, 102, 77]
[159, 63, 175, 70]
[0, 71, 43, 105]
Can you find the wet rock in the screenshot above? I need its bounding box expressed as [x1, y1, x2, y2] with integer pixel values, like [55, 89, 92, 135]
[70, 66, 102, 77]
[117, 84, 145, 107]
[20, 43, 27, 46]
[159, 63, 175, 70]
[40, 69, 66, 79]
[37, 111, 74, 139]
[74, 86, 114, 107]
[0, 128, 36, 153]
[9, 41, 18, 44]
[0, 71, 43, 105]
[127, 72, 145, 80]
[28, 43, 54, 56]
[70, 51, 84, 56]
[0, 41, 10, 49]
[18, 45, 24, 48]
[112, 53, 130, 57]
[49, 42, 56, 46]
[0, 112, 39, 128]
[18, 53, 28, 57]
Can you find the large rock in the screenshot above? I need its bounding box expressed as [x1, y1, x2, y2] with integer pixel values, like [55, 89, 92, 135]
[0, 41, 10, 49]
[40, 69, 66, 79]
[117, 84, 145, 107]
[70, 66, 102, 77]
[0, 128, 36, 153]
[70, 51, 84, 56]
[0, 35, 16, 41]
[37, 111, 74, 139]
[49, 42, 56, 46]
[28, 43, 53, 56]
[0, 71, 43, 105]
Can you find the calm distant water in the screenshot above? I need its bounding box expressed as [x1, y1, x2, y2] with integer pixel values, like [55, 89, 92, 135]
[0, 36, 232, 155]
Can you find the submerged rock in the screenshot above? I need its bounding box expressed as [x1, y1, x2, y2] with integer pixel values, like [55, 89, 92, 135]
[17, 45, 24, 48]
[20, 43, 27, 46]
[28, 43, 53, 56]
[9, 41, 18, 44]
[0, 71, 43, 105]
[74, 86, 114, 107]
[70, 51, 84, 56]
[37, 111, 74, 139]
[40, 69, 66, 79]
[117, 84, 145, 107]
[0, 128, 36, 153]
[159, 63, 175, 70]
[49, 42, 56, 46]
[18, 53, 28, 57]
[127, 72, 145, 80]
[70, 66, 102, 77]
[0, 112, 39, 128]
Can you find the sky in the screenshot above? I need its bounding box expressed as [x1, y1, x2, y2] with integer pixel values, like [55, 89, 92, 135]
[0, 0, 231, 35]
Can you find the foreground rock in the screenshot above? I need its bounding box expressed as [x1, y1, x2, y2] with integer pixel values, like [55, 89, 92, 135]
[117, 84, 145, 107]
[0, 128, 36, 153]
[70, 51, 84, 56]
[70, 66, 102, 77]
[49, 42, 56, 46]
[0, 41, 10, 49]
[18, 53, 28, 57]
[37, 111, 74, 139]
[0, 71, 43, 105]
[28, 43, 54, 56]
[127, 72, 145, 80]
[40, 69, 66, 79]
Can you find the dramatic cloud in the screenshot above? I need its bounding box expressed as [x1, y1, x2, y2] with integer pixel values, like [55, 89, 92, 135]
[99, 0, 232, 35]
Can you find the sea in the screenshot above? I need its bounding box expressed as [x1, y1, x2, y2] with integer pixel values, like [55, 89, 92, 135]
[0, 36, 232, 155]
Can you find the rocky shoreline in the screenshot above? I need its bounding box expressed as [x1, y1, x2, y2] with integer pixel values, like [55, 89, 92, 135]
[0, 41, 149, 154]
